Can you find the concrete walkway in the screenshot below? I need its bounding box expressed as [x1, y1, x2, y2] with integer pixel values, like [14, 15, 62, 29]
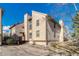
[0, 44, 49, 56]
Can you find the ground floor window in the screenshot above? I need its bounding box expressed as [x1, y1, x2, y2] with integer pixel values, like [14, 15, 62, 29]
[36, 30, 40, 37]
[29, 32, 32, 38]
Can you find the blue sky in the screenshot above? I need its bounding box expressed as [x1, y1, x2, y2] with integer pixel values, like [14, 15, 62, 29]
[0, 3, 79, 32]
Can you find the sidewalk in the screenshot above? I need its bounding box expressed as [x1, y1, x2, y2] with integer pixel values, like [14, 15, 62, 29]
[0, 43, 49, 56]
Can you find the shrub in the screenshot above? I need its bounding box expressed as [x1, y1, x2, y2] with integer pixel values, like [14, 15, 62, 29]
[6, 38, 15, 44]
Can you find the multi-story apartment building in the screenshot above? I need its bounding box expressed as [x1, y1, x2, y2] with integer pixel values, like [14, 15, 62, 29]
[24, 11, 64, 46]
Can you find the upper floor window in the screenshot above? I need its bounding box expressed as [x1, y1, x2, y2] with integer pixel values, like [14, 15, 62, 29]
[29, 23, 32, 29]
[36, 19, 39, 26]
[29, 21, 32, 29]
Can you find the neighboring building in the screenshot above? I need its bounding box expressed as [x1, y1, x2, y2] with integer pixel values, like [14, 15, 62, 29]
[24, 11, 63, 46]
[9, 23, 25, 41]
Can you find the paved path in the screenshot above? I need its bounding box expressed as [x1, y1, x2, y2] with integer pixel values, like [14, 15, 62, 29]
[0, 44, 49, 56]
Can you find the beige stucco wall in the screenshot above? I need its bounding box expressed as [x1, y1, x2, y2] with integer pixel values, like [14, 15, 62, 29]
[32, 11, 47, 45]
[47, 19, 61, 43]
[24, 13, 31, 41]
[11, 27, 16, 35]
[55, 24, 60, 40]
[59, 20, 64, 42]
[47, 21, 54, 41]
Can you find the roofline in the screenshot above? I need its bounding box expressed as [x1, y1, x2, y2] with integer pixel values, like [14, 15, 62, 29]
[32, 10, 48, 16]
[48, 16, 61, 28]
[24, 13, 32, 20]
[9, 23, 23, 29]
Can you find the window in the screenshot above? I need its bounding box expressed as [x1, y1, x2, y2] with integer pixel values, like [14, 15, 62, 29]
[29, 33, 32, 38]
[29, 23, 32, 29]
[36, 20, 39, 26]
[36, 30, 40, 37]
[29, 21, 32, 29]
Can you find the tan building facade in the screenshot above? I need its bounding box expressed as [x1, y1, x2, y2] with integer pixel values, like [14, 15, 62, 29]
[24, 14, 31, 42]
[32, 11, 47, 45]
[24, 11, 63, 46]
